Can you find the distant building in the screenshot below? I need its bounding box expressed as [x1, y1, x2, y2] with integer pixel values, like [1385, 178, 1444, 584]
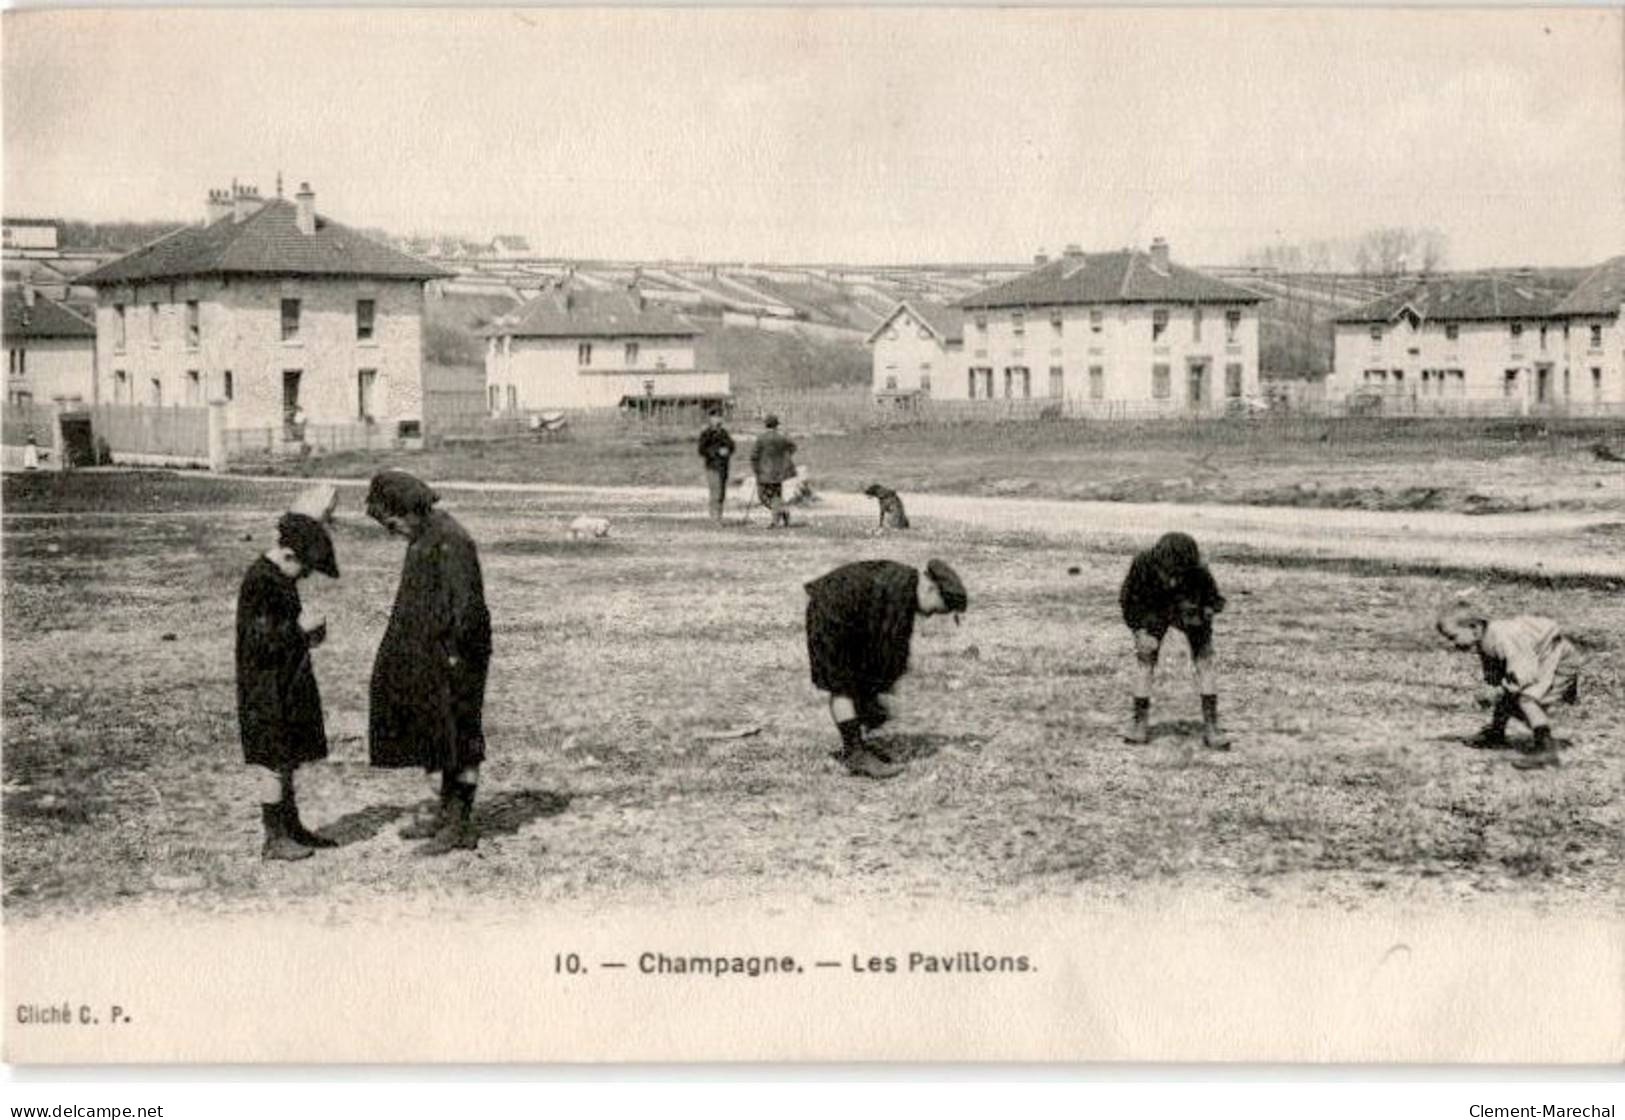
[866, 300, 963, 401]
[2, 286, 97, 405]
[484, 288, 728, 412]
[952, 239, 1264, 409]
[489, 235, 533, 260]
[2, 218, 60, 257]
[76, 182, 451, 437]
[1329, 266, 1622, 408]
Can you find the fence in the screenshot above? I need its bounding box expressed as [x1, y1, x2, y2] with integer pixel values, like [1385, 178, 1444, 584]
[87, 403, 211, 466]
[225, 421, 402, 459]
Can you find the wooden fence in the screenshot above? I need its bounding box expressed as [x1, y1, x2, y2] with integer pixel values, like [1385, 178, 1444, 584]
[87, 404, 211, 466]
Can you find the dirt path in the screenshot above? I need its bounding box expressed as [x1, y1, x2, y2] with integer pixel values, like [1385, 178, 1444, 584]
[219, 473, 1625, 581]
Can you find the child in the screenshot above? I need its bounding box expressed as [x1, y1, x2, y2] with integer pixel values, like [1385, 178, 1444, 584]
[804, 558, 967, 779]
[236, 512, 340, 860]
[1436, 602, 1582, 770]
[1119, 532, 1230, 750]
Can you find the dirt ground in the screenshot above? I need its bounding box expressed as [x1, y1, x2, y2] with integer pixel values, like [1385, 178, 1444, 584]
[245, 416, 1625, 515]
[3, 472, 1622, 922]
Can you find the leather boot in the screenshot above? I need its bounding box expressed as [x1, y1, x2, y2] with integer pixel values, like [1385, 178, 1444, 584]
[283, 794, 337, 849]
[843, 747, 903, 780]
[421, 781, 479, 854]
[400, 774, 454, 840]
[1511, 727, 1560, 770]
[261, 804, 313, 862]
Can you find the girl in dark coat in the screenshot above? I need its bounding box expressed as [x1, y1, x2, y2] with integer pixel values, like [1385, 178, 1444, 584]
[1119, 531, 1230, 749]
[365, 471, 493, 854]
[236, 513, 340, 861]
[804, 558, 967, 779]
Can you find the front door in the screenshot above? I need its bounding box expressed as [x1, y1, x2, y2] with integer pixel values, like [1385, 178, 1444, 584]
[1536, 364, 1552, 404]
[282, 369, 303, 436]
[1186, 359, 1209, 412]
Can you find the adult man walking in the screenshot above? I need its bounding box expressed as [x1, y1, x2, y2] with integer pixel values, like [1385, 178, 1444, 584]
[749, 414, 797, 529]
[697, 409, 735, 523]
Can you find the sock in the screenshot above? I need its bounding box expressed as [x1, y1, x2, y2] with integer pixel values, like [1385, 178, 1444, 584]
[1532, 725, 1552, 751]
[1201, 694, 1220, 723]
[836, 719, 864, 756]
[1133, 697, 1150, 718]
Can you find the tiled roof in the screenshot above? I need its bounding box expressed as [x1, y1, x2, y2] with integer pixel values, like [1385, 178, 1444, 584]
[487, 289, 701, 338]
[1333, 272, 1581, 324]
[1553, 256, 1625, 316]
[2, 289, 96, 341]
[958, 250, 1263, 309]
[76, 200, 452, 286]
[866, 299, 964, 344]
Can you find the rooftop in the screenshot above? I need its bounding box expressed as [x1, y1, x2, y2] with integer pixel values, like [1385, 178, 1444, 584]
[958, 248, 1264, 310]
[487, 289, 701, 339]
[1333, 270, 1588, 324]
[1553, 256, 1625, 317]
[2, 288, 97, 342]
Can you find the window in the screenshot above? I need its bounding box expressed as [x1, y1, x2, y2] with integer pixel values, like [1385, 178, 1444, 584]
[507, 385, 517, 411]
[357, 368, 377, 421]
[489, 385, 501, 412]
[114, 304, 126, 349]
[884, 374, 898, 390]
[1369, 325, 1383, 342]
[1594, 368, 1605, 402]
[1050, 310, 1064, 335]
[1223, 309, 1241, 342]
[919, 369, 932, 394]
[356, 299, 376, 342]
[1591, 325, 1605, 349]
[1539, 324, 1550, 351]
[281, 299, 301, 342]
[148, 302, 159, 343]
[1445, 323, 1459, 342]
[1011, 311, 1025, 336]
[1004, 366, 1030, 399]
[1510, 322, 1523, 341]
[1225, 363, 1243, 399]
[185, 370, 200, 405]
[578, 342, 593, 366]
[1152, 309, 1169, 341]
[1503, 369, 1519, 398]
[186, 301, 200, 348]
[1049, 365, 1064, 398]
[1192, 307, 1203, 342]
[1152, 363, 1171, 399]
[1089, 309, 1103, 334]
[968, 367, 992, 400]
[8, 349, 24, 377]
[624, 342, 640, 366]
[223, 370, 234, 401]
[1088, 365, 1105, 400]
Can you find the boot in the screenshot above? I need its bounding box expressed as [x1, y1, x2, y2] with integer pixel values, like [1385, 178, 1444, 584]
[1466, 723, 1509, 749]
[400, 774, 454, 839]
[1124, 698, 1151, 745]
[283, 794, 337, 849]
[830, 718, 865, 763]
[1201, 694, 1231, 751]
[843, 747, 903, 780]
[261, 804, 313, 862]
[420, 781, 479, 854]
[857, 696, 890, 732]
[1511, 727, 1560, 770]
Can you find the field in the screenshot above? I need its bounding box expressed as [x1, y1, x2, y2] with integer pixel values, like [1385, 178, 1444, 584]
[3, 469, 1621, 922]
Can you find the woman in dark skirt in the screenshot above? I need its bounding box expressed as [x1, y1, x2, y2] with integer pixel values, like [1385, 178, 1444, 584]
[236, 512, 340, 861]
[1119, 531, 1230, 750]
[365, 470, 493, 854]
[804, 558, 967, 779]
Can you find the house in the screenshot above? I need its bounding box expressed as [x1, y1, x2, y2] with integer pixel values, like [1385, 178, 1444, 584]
[76, 182, 451, 438]
[484, 288, 729, 412]
[489, 235, 533, 260]
[1328, 269, 1616, 408]
[952, 240, 1264, 409]
[866, 300, 963, 400]
[3, 286, 97, 405]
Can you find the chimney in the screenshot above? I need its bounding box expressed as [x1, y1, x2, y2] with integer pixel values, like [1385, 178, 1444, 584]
[205, 188, 232, 225]
[232, 183, 262, 224]
[1149, 237, 1170, 273]
[295, 182, 316, 237]
[1062, 243, 1084, 259]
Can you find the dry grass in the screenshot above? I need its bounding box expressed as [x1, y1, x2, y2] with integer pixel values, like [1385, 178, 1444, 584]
[3, 474, 1622, 920]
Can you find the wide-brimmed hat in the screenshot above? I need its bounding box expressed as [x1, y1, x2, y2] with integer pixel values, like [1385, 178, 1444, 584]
[925, 558, 967, 613]
[365, 470, 439, 522]
[276, 512, 339, 578]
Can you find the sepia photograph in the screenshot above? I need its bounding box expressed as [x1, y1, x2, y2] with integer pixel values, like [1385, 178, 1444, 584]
[1, 5, 1622, 1066]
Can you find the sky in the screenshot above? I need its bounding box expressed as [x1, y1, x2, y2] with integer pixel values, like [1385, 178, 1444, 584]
[4, 6, 1623, 268]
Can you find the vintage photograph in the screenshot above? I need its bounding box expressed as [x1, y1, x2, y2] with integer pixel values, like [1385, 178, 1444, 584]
[2, 6, 1621, 1064]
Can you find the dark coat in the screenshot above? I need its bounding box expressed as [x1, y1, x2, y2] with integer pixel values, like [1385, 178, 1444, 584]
[369, 510, 493, 772]
[805, 560, 919, 698]
[698, 426, 735, 472]
[750, 429, 798, 485]
[1119, 550, 1226, 634]
[236, 556, 328, 771]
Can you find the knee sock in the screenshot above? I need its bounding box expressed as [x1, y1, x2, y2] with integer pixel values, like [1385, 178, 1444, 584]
[836, 719, 864, 756]
[1201, 694, 1220, 723]
[1133, 697, 1150, 718]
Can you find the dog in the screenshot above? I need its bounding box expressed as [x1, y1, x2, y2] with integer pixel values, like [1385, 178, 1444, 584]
[863, 483, 909, 530]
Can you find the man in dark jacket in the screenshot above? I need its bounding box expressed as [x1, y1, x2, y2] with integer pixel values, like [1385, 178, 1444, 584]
[365, 470, 494, 854]
[749, 414, 797, 529]
[1119, 531, 1230, 750]
[697, 410, 735, 523]
[804, 558, 967, 779]
[236, 512, 340, 861]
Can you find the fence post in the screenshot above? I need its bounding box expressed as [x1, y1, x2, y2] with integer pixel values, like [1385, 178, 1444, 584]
[207, 400, 228, 472]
